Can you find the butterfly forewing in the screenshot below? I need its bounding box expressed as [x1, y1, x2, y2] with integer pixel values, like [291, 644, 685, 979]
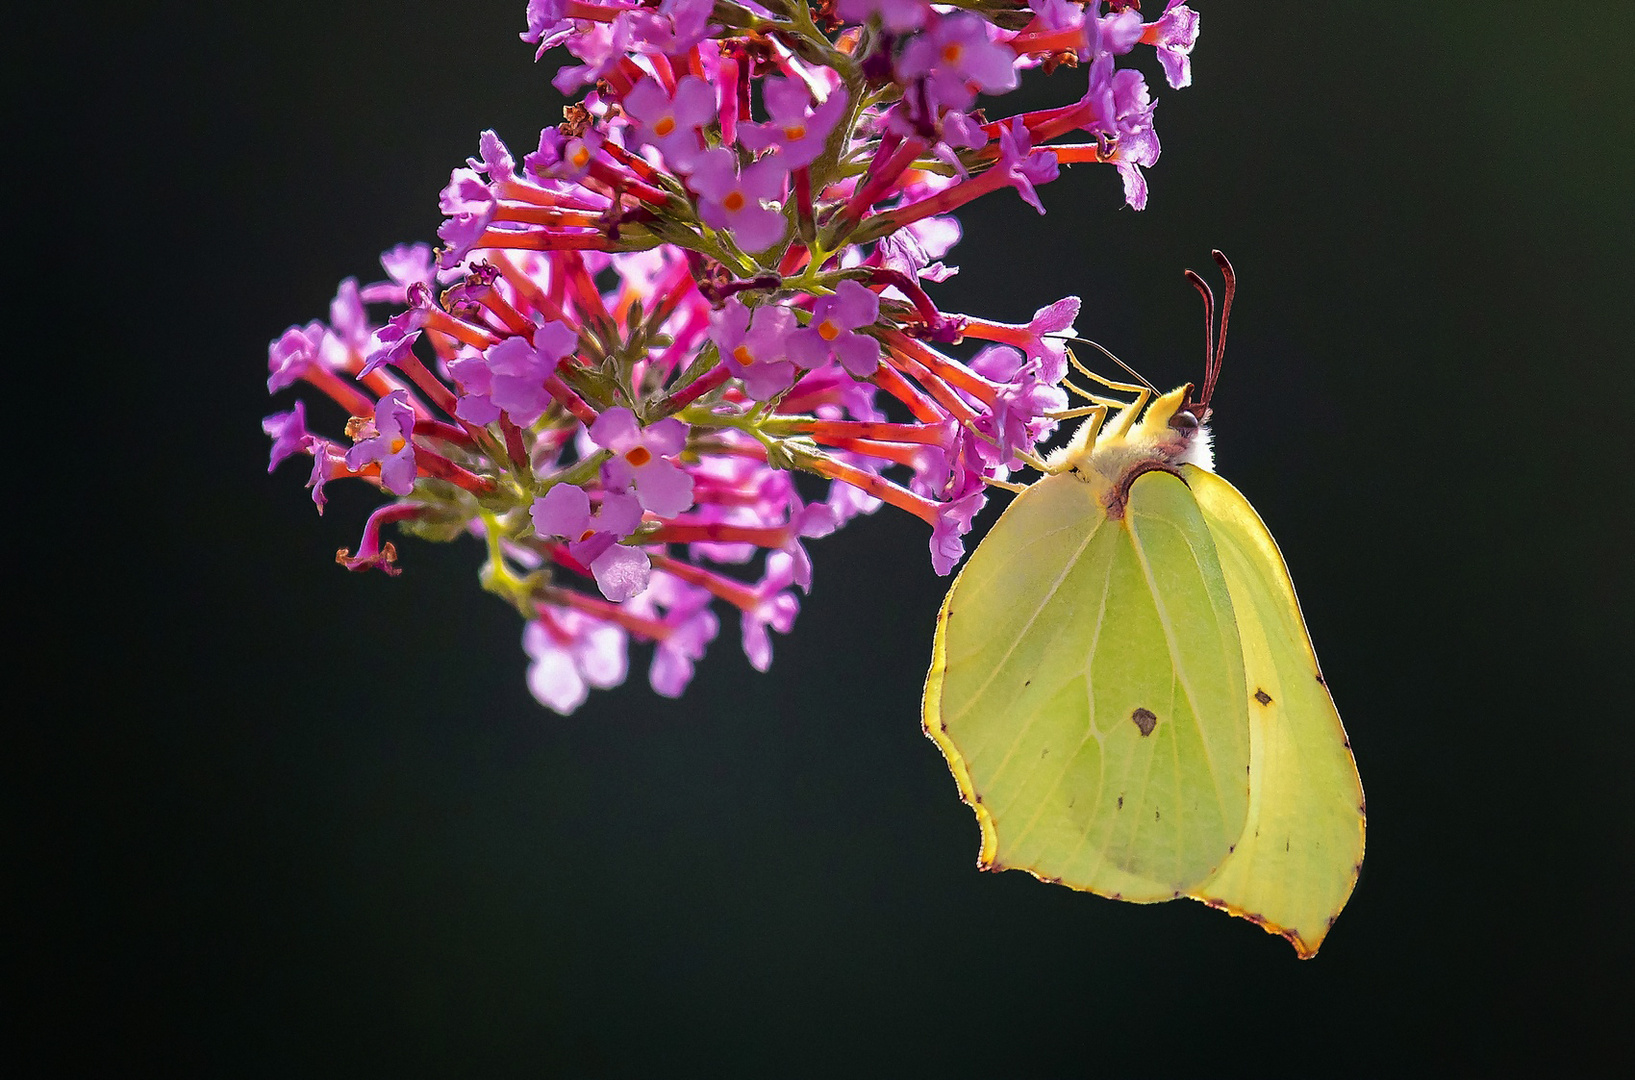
[926, 470, 1252, 901]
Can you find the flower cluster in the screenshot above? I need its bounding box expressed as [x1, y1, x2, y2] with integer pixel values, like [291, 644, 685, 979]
[264, 0, 1201, 713]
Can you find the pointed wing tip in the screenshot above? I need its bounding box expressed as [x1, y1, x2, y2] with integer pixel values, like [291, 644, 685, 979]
[1190, 893, 1343, 959]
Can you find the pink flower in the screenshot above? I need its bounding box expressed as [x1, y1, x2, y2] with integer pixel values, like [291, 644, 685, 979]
[835, 0, 928, 33]
[739, 79, 850, 170]
[630, 574, 720, 698]
[450, 321, 578, 426]
[785, 280, 882, 377]
[623, 75, 716, 171]
[345, 390, 418, 496]
[688, 148, 789, 254]
[263, 401, 313, 473]
[741, 551, 801, 672]
[524, 609, 629, 714]
[588, 407, 695, 517]
[994, 116, 1060, 214]
[896, 13, 1019, 114]
[709, 298, 798, 400]
[524, 126, 604, 183]
[1150, 2, 1201, 89]
[930, 491, 985, 575]
[531, 484, 651, 602]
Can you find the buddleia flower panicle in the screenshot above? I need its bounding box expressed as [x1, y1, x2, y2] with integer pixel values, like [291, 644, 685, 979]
[264, 0, 1202, 713]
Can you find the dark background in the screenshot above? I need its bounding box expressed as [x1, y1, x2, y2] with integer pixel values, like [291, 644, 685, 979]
[16, 1, 1633, 1074]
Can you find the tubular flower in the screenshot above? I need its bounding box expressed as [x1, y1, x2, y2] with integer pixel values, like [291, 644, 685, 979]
[263, 0, 1206, 712]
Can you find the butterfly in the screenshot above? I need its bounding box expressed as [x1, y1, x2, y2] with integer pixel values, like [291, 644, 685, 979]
[922, 253, 1365, 957]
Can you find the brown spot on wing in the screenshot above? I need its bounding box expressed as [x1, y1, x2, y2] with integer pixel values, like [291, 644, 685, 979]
[1130, 707, 1158, 736]
[1315, 672, 1327, 687]
[1254, 688, 1272, 705]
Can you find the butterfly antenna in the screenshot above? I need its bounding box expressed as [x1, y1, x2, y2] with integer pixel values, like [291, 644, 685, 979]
[1183, 250, 1235, 419]
[1206, 250, 1235, 413]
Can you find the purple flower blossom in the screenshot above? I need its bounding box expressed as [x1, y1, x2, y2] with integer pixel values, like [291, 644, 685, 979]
[525, 126, 604, 183]
[264, 0, 1208, 710]
[1151, 2, 1201, 90]
[786, 280, 882, 377]
[521, 0, 579, 59]
[739, 80, 849, 171]
[1002, 295, 1080, 383]
[306, 445, 334, 513]
[878, 215, 961, 282]
[264, 401, 313, 473]
[267, 323, 326, 392]
[779, 497, 839, 593]
[896, 13, 1019, 114]
[360, 310, 426, 378]
[553, 20, 636, 94]
[623, 75, 715, 171]
[468, 129, 517, 183]
[741, 551, 801, 672]
[1095, 7, 1146, 55]
[836, 0, 929, 33]
[328, 278, 370, 351]
[1081, 63, 1160, 210]
[450, 320, 578, 426]
[629, 0, 715, 57]
[589, 406, 695, 517]
[532, 483, 652, 602]
[709, 298, 798, 400]
[633, 574, 719, 698]
[688, 148, 789, 254]
[969, 345, 1068, 471]
[1028, 0, 1084, 32]
[524, 609, 629, 714]
[930, 491, 985, 576]
[345, 390, 418, 496]
[437, 166, 498, 265]
[361, 243, 444, 304]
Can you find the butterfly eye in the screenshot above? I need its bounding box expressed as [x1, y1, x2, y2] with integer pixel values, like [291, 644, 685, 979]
[1170, 409, 1199, 433]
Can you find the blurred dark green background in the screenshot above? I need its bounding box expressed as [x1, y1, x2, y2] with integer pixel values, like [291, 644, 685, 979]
[15, 1, 1632, 1074]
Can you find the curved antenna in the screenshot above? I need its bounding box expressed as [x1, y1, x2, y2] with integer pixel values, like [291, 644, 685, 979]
[1206, 249, 1235, 411]
[1181, 250, 1236, 417]
[1046, 334, 1158, 394]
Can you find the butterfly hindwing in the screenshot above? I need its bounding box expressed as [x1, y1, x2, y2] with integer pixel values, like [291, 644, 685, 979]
[1183, 466, 1366, 957]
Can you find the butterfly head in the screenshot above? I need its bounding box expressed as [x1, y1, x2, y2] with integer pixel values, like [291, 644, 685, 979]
[1134, 383, 1215, 471]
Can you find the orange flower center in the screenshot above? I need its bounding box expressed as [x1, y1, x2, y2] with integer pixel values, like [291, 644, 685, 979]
[817, 319, 840, 342]
[722, 191, 746, 213]
[783, 124, 807, 142]
[579, 529, 596, 542]
[940, 43, 963, 65]
[625, 446, 653, 467]
[389, 437, 406, 454]
[569, 144, 591, 169]
[653, 116, 676, 137]
[732, 344, 755, 365]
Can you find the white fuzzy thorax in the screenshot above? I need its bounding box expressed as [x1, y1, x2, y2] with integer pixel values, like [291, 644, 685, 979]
[1176, 424, 1215, 472]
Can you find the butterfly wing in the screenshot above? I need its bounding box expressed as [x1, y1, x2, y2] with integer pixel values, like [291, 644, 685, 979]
[924, 469, 1251, 901]
[1182, 465, 1367, 957]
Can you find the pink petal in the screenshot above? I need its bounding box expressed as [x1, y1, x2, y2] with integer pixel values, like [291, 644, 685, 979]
[588, 405, 642, 453]
[590, 544, 652, 602]
[634, 459, 696, 517]
[531, 483, 592, 538]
